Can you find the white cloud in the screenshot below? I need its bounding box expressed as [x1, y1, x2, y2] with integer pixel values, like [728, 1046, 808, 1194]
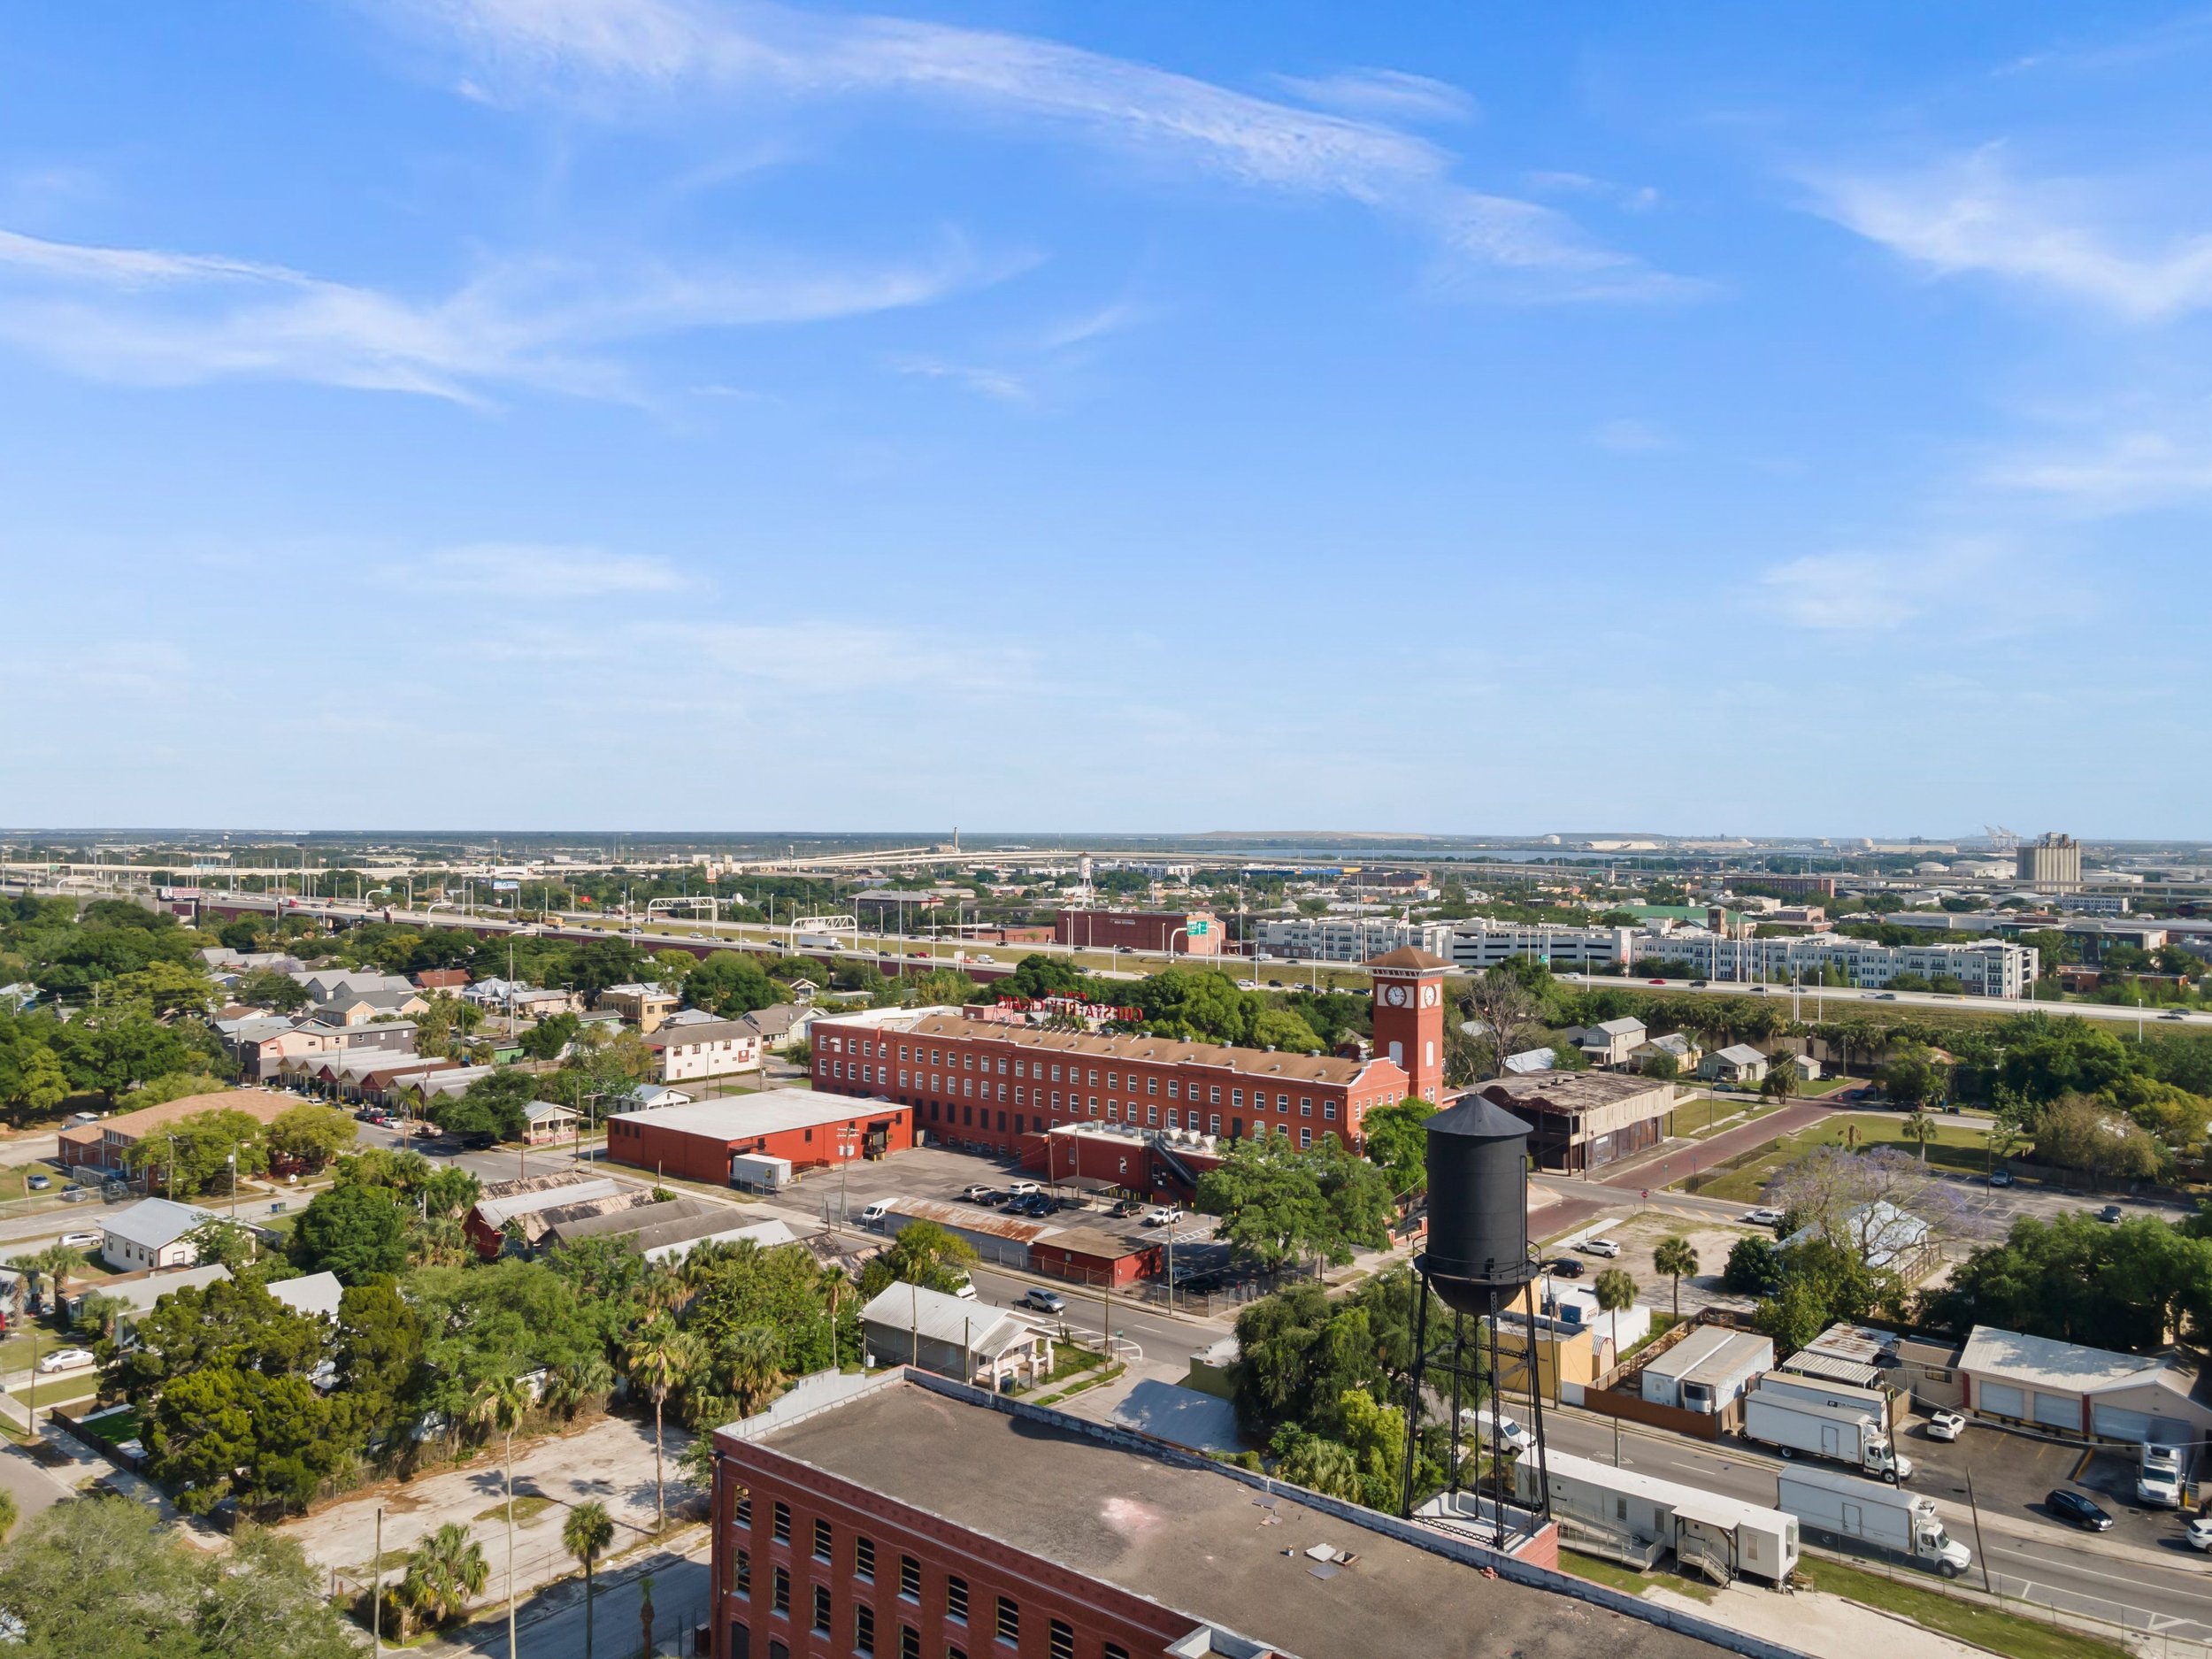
[1753, 538, 2087, 637]
[0, 225, 1002, 402]
[1811, 147, 2212, 319]
[1271, 67, 1477, 126]
[890, 356, 1029, 403]
[414, 542, 688, 596]
[1984, 426, 2212, 510]
[1756, 550, 1928, 631]
[1593, 418, 1672, 453]
[395, 0, 1678, 299]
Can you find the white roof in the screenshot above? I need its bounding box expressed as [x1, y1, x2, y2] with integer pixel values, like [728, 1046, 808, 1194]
[613, 1087, 904, 1141]
[860, 1282, 1037, 1358]
[1959, 1325, 2192, 1395]
[1535, 1448, 1792, 1535]
[102, 1197, 218, 1252]
[104, 1262, 232, 1314]
[526, 1100, 579, 1123]
[268, 1271, 344, 1322]
[1713, 1043, 1768, 1065]
[1589, 1018, 1647, 1038]
[1502, 1048, 1555, 1075]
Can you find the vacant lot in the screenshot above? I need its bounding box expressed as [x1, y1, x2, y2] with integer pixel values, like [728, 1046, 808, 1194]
[1571, 1211, 1764, 1320]
[1693, 1117, 1997, 1205]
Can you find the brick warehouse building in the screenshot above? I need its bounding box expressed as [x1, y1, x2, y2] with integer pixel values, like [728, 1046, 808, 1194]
[608, 1089, 913, 1186]
[708, 1368, 1741, 1659]
[809, 952, 1447, 1188]
[1053, 908, 1221, 956]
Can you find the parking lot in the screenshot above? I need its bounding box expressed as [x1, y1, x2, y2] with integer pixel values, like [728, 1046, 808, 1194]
[1904, 1417, 2203, 1555]
[1555, 1211, 1765, 1320]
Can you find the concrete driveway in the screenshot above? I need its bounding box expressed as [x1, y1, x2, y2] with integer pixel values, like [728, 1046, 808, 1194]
[281, 1414, 689, 1617]
[1904, 1417, 2200, 1557]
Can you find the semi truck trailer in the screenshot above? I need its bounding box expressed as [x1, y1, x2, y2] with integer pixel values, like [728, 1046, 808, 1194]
[1744, 1381, 1912, 1481]
[1777, 1466, 1970, 1577]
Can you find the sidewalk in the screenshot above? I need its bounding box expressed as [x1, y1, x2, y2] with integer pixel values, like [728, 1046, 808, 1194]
[1644, 1581, 1985, 1659]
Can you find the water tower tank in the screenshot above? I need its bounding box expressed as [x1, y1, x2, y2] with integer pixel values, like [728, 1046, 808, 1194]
[1417, 1094, 1532, 1314]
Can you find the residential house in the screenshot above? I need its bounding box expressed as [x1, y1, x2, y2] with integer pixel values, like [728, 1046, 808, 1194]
[411, 968, 471, 991]
[293, 968, 416, 1002]
[736, 1002, 820, 1051]
[268, 1271, 344, 1324]
[524, 1101, 580, 1144]
[311, 988, 430, 1027]
[101, 1198, 219, 1271]
[1502, 1048, 1557, 1075]
[1786, 1200, 1931, 1273]
[1576, 1017, 1647, 1068]
[645, 1018, 764, 1083]
[1700, 1044, 1771, 1085]
[859, 1281, 1054, 1389]
[597, 982, 680, 1033]
[1629, 1032, 1701, 1074]
[1789, 1053, 1823, 1082]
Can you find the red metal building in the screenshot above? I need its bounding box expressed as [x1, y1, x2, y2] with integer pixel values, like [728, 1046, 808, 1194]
[606, 1088, 913, 1186]
[1054, 908, 1220, 955]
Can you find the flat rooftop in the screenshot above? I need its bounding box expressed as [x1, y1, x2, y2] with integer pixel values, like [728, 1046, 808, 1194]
[613, 1087, 908, 1141]
[752, 1379, 1722, 1659]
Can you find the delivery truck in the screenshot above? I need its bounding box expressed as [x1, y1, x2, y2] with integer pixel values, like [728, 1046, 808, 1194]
[1744, 1381, 1912, 1481]
[1777, 1466, 1970, 1578]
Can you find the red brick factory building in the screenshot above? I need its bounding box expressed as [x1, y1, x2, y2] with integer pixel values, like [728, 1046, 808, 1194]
[607, 1088, 912, 1186]
[709, 1368, 1734, 1659]
[809, 949, 1449, 1202]
[1054, 908, 1220, 956]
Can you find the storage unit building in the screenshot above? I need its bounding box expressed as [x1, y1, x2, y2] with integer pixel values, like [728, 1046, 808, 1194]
[1959, 1325, 2212, 1445]
[1640, 1327, 1773, 1414]
[605, 1087, 912, 1186]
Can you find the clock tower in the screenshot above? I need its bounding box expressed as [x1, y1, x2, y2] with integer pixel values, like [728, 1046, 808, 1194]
[1366, 946, 1450, 1103]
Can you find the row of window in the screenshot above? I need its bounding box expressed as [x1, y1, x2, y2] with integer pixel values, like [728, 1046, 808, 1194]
[735, 1497, 1125, 1659]
[817, 1033, 1387, 1117]
[910, 1098, 1326, 1149]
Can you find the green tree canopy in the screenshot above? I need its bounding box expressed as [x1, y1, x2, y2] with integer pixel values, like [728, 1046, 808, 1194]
[291, 1181, 411, 1285]
[1360, 1097, 1434, 1194]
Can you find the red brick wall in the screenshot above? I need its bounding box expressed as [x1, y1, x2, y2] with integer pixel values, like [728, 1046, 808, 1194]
[715, 1436, 1194, 1659]
[813, 1019, 1402, 1162]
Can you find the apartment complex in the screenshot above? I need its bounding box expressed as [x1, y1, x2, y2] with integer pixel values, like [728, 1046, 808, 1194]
[1446, 920, 1638, 973]
[1636, 933, 2039, 998]
[1255, 917, 1454, 963]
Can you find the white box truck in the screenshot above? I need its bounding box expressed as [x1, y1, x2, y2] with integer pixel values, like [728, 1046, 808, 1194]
[1744, 1381, 1912, 1481]
[1777, 1466, 1970, 1578]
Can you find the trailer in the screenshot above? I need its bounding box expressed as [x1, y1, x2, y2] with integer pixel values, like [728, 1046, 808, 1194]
[1744, 1381, 1912, 1481]
[1755, 1371, 1897, 1427]
[1777, 1465, 1970, 1577]
[1513, 1448, 1799, 1587]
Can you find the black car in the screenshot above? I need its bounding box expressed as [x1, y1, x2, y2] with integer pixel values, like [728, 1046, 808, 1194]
[1549, 1257, 1585, 1279]
[2047, 1488, 2114, 1531]
[2096, 1204, 2124, 1224]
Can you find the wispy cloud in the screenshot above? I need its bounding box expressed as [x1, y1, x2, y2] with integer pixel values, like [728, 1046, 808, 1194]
[411, 542, 688, 596]
[1593, 418, 1672, 453]
[1984, 424, 2212, 510]
[1753, 538, 2086, 636]
[0, 224, 1003, 403]
[1271, 66, 1476, 126]
[394, 0, 1681, 300]
[890, 355, 1030, 403]
[1810, 147, 2212, 319]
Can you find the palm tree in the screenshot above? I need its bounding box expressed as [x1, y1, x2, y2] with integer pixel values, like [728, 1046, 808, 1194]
[399, 1522, 488, 1634]
[719, 1325, 788, 1418]
[563, 1499, 617, 1659]
[1652, 1236, 1699, 1322]
[469, 1372, 533, 1659]
[1901, 1110, 1938, 1165]
[637, 1572, 657, 1659]
[1593, 1267, 1639, 1468]
[624, 1317, 693, 1533]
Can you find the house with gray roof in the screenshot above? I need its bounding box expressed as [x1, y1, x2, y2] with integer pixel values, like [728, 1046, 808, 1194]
[101, 1198, 219, 1271]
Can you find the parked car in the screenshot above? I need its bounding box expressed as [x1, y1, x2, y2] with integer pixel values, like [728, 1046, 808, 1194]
[1578, 1238, 1622, 1258]
[1018, 1288, 1067, 1316]
[858, 1202, 892, 1225]
[2096, 1203, 2124, 1224]
[1142, 1206, 1184, 1227]
[1179, 1271, 1230, 1294]
[1741, 1207, 1785, 1226]
[1549, 1257, 1585, 1279]
[2046, 1489, 2114, 1532]
[25, 1173, 49, 1190]
[1987, 1169, 2015, 1187]
[58, 1187, 88, 1203]
[58, 1232, 98, 1249]
[2186, 1516, 2212, 1552]
[35, 1348, 96, 1374]
[1005, 1181, 1041, 1197]
[1925, 1410, 1967, 1442]
[1107, 1199, 1140, 1218]
[952, 1279, 978, 1301]
[962, 1185, 999, 1204]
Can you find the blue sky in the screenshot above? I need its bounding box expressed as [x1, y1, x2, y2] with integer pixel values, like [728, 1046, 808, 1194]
[2, 3, 2206, 837]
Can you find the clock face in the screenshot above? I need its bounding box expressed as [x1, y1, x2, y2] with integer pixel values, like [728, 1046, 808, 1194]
[1419, 985, 1439, 1008]
[1384, 984, 1409, 1007]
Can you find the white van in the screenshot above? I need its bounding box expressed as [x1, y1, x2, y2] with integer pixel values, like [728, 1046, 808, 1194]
[1462, 1405, 1535, 1455]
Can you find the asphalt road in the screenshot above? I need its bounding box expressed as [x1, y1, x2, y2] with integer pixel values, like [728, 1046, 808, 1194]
[1541, 1411, 2212, 1643]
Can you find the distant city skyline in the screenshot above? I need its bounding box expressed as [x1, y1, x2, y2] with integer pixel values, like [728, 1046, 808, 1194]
[3, 4, 2207, 831]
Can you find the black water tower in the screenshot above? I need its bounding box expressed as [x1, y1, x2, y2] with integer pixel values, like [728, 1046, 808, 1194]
[1417, 1093, 1533, 1312]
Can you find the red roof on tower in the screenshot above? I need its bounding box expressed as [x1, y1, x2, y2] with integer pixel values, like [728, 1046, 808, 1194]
[1365, 946, 1451, 971]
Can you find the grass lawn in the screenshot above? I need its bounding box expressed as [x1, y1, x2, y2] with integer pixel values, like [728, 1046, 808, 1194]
[1557, 1548, 1716, 1604]
[1682, 1099, 1786, 1139]
[1795, 1556, 2128, 1659]
[475, 1494, 556, 1525]
[80, 1402, 144, 1445]
[8, 1373, 102, 1409]
[1689, 1118, 1998, 1203]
